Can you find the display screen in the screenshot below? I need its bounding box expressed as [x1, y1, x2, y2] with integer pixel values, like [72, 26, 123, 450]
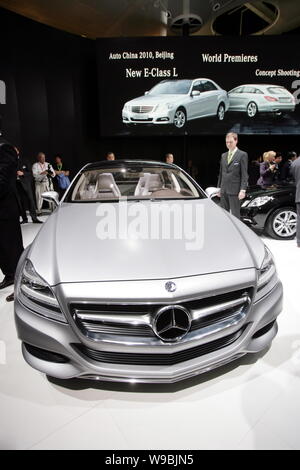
[97, 36, 300, 136]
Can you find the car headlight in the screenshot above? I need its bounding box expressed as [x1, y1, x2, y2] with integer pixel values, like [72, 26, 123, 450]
[156, 103, 174, 111]
[18, 259, 66, 323]
[245, 196, 273, 208]
[123, 104, 129, 111]
[257, 246, 276, 289]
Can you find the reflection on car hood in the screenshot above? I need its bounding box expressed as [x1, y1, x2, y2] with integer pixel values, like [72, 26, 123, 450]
[126, 94, 186, 106]
[245, 184, 295, 199]
[28, 200, 264, 285]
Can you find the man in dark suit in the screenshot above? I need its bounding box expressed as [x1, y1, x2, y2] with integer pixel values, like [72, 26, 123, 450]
[291, 156, 300, 247]
[282, 151, 297, 183]
[217, 132, 248, 219]
[16, 149, 42, 224]
[0, 140, 24, 299]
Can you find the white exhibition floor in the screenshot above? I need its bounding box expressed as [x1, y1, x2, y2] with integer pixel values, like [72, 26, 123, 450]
[0, 219, 300, 450]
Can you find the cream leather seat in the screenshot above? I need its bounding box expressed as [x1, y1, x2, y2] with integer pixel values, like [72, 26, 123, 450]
[96, 173, 121, 198]
[134, 173, 151, 196]
[145, 174, 165, 194]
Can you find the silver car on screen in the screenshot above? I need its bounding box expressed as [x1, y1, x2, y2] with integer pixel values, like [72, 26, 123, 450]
[122, 79, 229, 128]
[14, 161, 282, 384]
[228, 84, 296, 117]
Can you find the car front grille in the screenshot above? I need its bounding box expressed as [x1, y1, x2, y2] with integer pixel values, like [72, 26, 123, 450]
[74, 327, 245, 365]
[70, 288, 252, 341]
[131, 105, 154, 113]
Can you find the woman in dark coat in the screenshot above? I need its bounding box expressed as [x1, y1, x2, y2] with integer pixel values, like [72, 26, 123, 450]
[257, 150, 278, 188]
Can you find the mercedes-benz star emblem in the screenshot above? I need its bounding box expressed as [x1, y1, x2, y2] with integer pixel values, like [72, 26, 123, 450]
[165, 281, 177, 293]
[153, 305, 191, 342]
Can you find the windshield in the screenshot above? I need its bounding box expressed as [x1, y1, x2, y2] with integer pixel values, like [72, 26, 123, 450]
[66, 165, 203, 202]
[148, 80, 192, 96]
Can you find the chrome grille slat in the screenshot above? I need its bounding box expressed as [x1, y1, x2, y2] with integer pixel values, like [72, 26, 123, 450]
[191, 296, 249, 321]
[75, 311, 151, 325]
[191, 310, 242, 331]
[80, 321, 153, 337]
[131, 105, 154, 113]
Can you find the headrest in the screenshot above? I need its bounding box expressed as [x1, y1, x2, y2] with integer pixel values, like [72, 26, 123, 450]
[148, 174, 164, 192]
[98, 173, 116, 191]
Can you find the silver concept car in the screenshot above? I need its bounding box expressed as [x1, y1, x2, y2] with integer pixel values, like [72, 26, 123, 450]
[122, 79, 229, 128]
[228, 84, 296, 117]
[14, 161, 282, 384]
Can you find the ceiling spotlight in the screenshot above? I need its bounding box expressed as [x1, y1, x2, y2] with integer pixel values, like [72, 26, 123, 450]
[212, 2, 221, 11]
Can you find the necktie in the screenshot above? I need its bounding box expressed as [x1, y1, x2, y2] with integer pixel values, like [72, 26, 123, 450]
[227, 150, 233, 164]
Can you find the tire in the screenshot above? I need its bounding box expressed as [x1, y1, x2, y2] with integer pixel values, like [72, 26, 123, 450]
[173, 108, 186, 128]
[246, 101, 258, 118]
[266, 207, 297, 240]
[217, 103, 225, 121]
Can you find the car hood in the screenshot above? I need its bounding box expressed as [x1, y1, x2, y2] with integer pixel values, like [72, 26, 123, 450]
[126, 94, 186, 106]
[245, 184, 295, 200]
[28, 200, 264, 285]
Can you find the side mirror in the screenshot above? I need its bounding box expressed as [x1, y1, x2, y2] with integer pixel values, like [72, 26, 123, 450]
[144, 91, 149, 95]
[205, 187, 220, 198]
[42, 191, 59, 207]
[191, 90, 201, 97]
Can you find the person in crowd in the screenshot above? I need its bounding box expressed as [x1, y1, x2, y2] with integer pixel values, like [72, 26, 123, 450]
[281, 151, 297, 183]
[15, 147, 42, 224]
[187, 159, 198, 181]
[257, 150, 277, 188]
[248, 155, 262, 186]
[217, 132, 248, 219]
[274, 153, 283, 183]
[53, 154, 70, 200]
[0, 140, 24, 302]
[291, 155, 300, 247]
[105, 152, 115, 161]
[32, 152, 55, 213]
[165, 153, 174, 164]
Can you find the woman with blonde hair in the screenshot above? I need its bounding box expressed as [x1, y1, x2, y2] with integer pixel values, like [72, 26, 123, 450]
[262, 150, 276, 162]
[257, 150, 278, 187]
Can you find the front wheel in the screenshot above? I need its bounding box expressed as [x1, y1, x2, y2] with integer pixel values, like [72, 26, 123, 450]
[217, 103, 225, 121]
[266, 207, 297, 240]
[246, 101, 258, 118]
[173, 108, 186, 128]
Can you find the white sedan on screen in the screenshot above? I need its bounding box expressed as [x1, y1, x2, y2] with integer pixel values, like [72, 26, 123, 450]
[122, 78, 229, 128]
[228, 84, 296, 118]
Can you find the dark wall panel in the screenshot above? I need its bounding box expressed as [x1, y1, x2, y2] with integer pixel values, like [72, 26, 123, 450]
[0, 7, 96, 173]
[15, 38, 50, 156]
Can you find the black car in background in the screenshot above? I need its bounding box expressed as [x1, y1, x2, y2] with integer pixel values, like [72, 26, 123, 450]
[241, 184, 296, 240]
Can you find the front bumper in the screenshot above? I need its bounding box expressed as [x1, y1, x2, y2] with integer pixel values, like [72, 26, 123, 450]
[15, 270, 283, 384]
[122, 109, 174, 125]
[241, 206, 268, 231]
